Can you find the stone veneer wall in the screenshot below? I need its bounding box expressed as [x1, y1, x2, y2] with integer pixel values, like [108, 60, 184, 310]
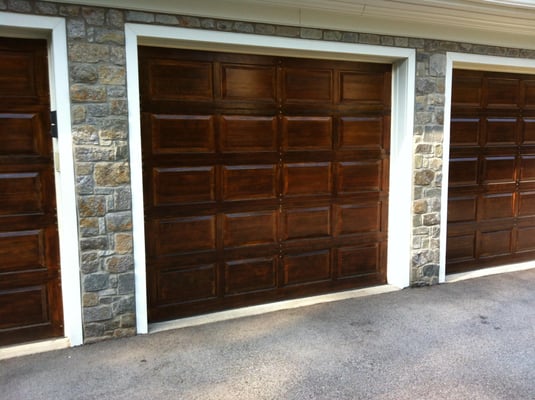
[2, 0, 535, 342]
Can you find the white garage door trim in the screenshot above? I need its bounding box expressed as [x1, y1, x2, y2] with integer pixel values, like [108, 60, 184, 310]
[441, 52, 535, 283]
[0, 13, 83, 348]
[125, 24, 415, 334]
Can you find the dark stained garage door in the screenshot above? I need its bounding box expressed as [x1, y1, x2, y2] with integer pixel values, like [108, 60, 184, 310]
[0, 37, 63, 345]
[139, 46, 391, 322]
[447, 69, 535, 274]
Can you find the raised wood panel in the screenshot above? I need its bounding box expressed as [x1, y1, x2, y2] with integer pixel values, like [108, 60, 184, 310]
[155, 216, 216, 255]
[282, 116, 332, 150]
[449, 158, 478, 186]
[448, 196, 477, 222]
[340, 72, 386, 103]
[220, 116, 277, 152]
[0, 230, 44, 273]
[221, 64, 275, 100]
[157, 264, 216, 303]
[522, 119, 535, 143]
[0, 286, 48, 328]
[151, 114, 215, 153]
[336, 244, 379, 278]
[479, 230, 511, 257]
[0, 52, 36, 99]
[486, 77, 519, 107]
[283, 207, 331, 240]
[148, 60, 213, 101]
[337, 161, 382, 193]
[519, 156, 535, 182]
[284, 163, 331, 196]
[516, 227, 535, 251]
[283, 68, 332, 102]
[485, 118, 518, 145]
[450, 118, 479, 145]
[222, 165, 277, 201]
[452, 74, 482, 106]
[152, 167, 215, 205]
[223, 211, 277, 247]
[518, 192, 535, 216]
[224, 257, 276, 295]
[339, 117, 384, 149]
[335, 203, 381, 235]
[479, 194, 514, 219]
[482, 156, 516, 183]
[523, 81, 535, 108]
[0, 113, 45, 155]
[446, 234, 475, 261]
[0, 172, 44, 216]
[282, 250, 331, 285]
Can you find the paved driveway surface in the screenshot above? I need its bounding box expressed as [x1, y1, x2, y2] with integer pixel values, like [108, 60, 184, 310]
[1, 269, 534, 400]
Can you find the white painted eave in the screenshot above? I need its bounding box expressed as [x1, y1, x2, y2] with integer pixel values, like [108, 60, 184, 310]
[52, 0, 535, 49]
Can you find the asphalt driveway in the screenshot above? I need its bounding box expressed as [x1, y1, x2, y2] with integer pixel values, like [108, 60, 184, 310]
[1, 269, 534, 400]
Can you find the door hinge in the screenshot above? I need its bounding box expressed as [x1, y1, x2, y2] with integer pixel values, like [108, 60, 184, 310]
[50, 110, 58, 138]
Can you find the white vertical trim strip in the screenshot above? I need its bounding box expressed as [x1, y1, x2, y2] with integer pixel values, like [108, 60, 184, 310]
[125, 24, 415, 331]
[0, 13, 83, 346]
[125, 24, 149, 334]
[441, 52, 535, 282]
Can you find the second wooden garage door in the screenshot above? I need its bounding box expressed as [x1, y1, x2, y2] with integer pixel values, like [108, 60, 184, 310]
[139, 47, 391, 322]
[448, 69, 535, 273]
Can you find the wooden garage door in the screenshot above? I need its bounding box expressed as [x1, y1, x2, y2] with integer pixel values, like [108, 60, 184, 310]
[0, 38, 63, 345]
[139, 47, 391, 322]
[447, 69, 535, 274]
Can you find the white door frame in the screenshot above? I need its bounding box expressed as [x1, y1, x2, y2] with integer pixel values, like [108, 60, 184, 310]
[0, 13, 83, 346]
[440, 52, 535, 283]
[125, 24, 415, 334]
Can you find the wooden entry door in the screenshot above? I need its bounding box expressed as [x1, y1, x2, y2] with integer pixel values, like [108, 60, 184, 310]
[0, 37, 63, 346]
[447, 69, 535, 274]
[139, 47, 391, 322]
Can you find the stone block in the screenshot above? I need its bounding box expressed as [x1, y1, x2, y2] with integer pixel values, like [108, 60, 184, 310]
[69, 43, 109, 63]
[105, 211, 132, 232]
[107, 9, 124, 28]
[94, 162, 130, 186]
[342, 32, 358, 43]
[80, 236, 109, 251]
[110, 46, 126, 65]
[216, 20, 233, 31]
[83, 292, 99, 307]
[126, 10, 154, 23]
[79, 217, 99, 237]
[234, 22, 254, 33]
[7, 0, 31, 12]
[155, 14, 178, 25]
[82, 7, 105, 25]
[71, 64, 98, 83]
[81, 252, 99, 274]
[359, 33, 380, 45]
[120, 313, 136, 328]
[178, 16, 201, 28]
[414, 169, 435, 185]
[93, 28, 125, 45]
[84, 305, 112, 323]
[324, 31, 342, 41]
[71, 84, 107, 102]
[83, 273, 110, 292]
[76, 174, 94, 195]
[98, 65, 125, 85]
[118, 273, 135, 295]
[78, 195, 106, 217]
[112, 295, 135, 315]
[72, 125, 98, 144]
[255, 24, 275, 35]
[276, 26, 299, 37]
[67, 18, 85, 39]
[423, 213, 440, 226]
[301, 28, 322, 39]
[105, 255, 133, 273]
[36, 2, 57, 15]
[413, 199, 428, 214]
[115, 233, 133, 254]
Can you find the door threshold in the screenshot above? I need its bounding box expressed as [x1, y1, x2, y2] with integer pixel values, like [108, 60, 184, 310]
[0, 337, 70, 361]
[446, 261, 535, 283]
[149, 284, 400, 334]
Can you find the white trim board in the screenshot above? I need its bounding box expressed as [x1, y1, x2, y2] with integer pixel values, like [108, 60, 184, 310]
[440, 52, 535, 284]
[126, 24, 415, 334]
[0, 13, 83, 347]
